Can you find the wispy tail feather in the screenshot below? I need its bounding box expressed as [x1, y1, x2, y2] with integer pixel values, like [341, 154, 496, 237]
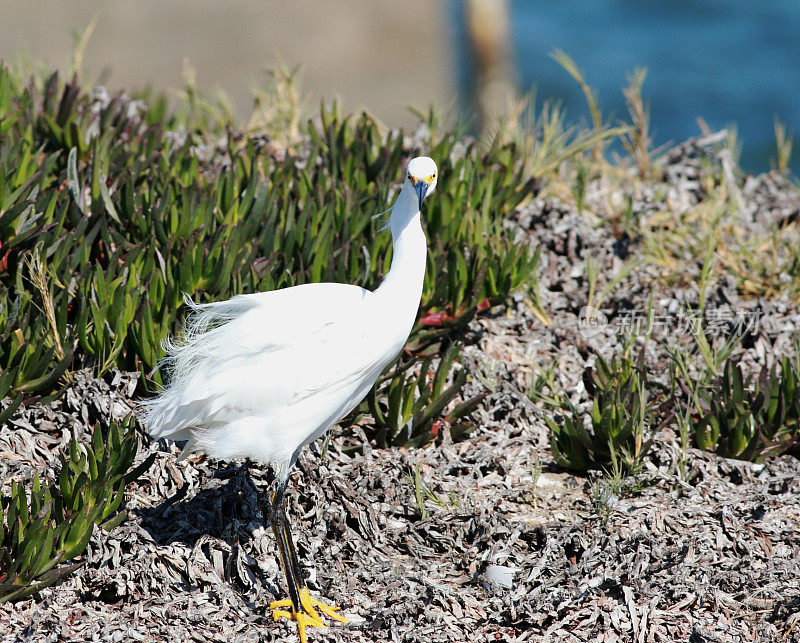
[139, 293, 259, 438]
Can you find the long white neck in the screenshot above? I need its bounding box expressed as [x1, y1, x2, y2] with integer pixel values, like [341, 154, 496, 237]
[374, 181, 427, 317]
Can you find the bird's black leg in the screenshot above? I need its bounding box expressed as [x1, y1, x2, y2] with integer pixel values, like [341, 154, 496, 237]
[267, 472, 348, 639]
[281, 500, 306, 593]
[270, 476, 303, 613]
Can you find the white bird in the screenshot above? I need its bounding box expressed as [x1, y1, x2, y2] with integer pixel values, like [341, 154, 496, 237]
[141, 157, 438, 642]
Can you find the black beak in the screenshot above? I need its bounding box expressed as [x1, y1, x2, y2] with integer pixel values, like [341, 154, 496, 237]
[414, 180, 429, 210]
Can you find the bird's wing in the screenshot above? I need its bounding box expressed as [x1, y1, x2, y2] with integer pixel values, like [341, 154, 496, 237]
[143, 283, 378, 435]
[174, 283, 369, 365]
[196, 283, 386, 406]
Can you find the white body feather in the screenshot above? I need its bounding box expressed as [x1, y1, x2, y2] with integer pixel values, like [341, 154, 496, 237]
[140, 159, 435, 480]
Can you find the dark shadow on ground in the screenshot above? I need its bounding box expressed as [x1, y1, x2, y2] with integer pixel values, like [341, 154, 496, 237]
[137, 461, 274, 549]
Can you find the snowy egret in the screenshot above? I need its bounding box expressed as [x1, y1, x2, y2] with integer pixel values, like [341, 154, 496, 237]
[142, 157, 438, 642]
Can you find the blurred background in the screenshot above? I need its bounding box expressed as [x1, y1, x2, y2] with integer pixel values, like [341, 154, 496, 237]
[1, 0, 797, 172]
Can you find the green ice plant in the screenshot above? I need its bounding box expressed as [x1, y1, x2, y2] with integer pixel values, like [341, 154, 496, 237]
[364, 343, 487, 448]
[0, 474, 84, 603]
[758, 357, 800, 448]
[547, 349, 653, 474]
[693, 356, 800, 463]
[0, 417, 155, 603]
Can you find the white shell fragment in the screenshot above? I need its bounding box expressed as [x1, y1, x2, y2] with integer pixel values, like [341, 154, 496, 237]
[481, 564, 521, 590]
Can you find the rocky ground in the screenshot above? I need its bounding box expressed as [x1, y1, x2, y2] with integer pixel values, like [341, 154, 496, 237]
[3, 134, 800, 642]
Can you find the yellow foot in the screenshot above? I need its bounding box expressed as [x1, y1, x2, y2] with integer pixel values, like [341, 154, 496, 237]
[270, 588, 348, 642]
[300, 587, 348, 624]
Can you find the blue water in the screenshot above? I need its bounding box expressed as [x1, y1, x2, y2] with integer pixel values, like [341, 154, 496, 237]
[451, 1, 800, 173]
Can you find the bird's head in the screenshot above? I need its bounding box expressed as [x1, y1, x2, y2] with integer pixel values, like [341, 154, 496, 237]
[405, 156, 438, 210]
